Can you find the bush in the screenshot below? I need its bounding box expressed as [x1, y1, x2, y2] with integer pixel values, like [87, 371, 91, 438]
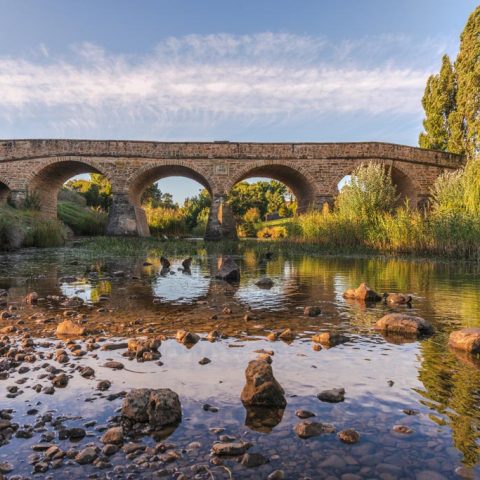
[145, 205, 187, 236]
[257, 226, 288, 239]
[336, 162, 398, 219]
[24, 219, 69, 248]
[23, 190, 41, 211]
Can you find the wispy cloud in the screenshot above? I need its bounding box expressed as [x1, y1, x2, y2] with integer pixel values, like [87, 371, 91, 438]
[0, 33, 456, 137]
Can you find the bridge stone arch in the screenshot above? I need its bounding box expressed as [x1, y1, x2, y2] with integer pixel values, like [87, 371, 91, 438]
[110, 161, 218, 237]
[25, 157, 114, 218]
[226, 160, 320, 213]
[0, 175, 12, 205]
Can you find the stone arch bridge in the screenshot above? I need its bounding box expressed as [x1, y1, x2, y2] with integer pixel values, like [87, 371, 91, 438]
[0, 139, 462, 240]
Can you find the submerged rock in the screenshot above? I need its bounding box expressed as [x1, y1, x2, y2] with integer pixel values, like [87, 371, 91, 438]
[294, 421, 335, 439]
[25, 292, 39, 305]
[239, 452, 269, 467]
[122, 388, 182, 429]
[255, 277, 274, 289]
[101, 426, 124, 444]
[343, 283, 382, 302]
[216, 256, 240, 282]
[317, 388, 345, 403]
[304, 306, 321, 317]
[375, 313, 433, 336]
[160, 257, 170, 269]
[176, 330, 200, 346]
[241, 359, 286, 408]
[212, 441, 252, 456]
[181, 257, 192, 270]
[56, 320, 86, 336]
[338, 428, 360, 444]
[449, 328, 480, 354]
[383, 293, 413, 305]
[312, 332, 349, 347]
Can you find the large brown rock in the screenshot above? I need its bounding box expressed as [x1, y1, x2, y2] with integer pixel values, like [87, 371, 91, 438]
[56, 320, 86, 336]
[375, 313, 433, 336]
[216, 256, 240, 282]
[241, 359, 286, 408]
[122, 388, 182, 428]
[294, 421, 335, 439]
[312, 332, 348, 347]
[343, 283, 381, 302]
[449, 328, 480, 354]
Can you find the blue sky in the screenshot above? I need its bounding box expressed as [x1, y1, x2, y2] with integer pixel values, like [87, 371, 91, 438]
[0, 0, 477, 201]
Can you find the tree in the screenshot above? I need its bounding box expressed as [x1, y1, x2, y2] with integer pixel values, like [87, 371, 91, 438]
[141, 183, 177, 209]
[182, 189, 211, 230]
[448, 6, 480, 158]
[419, 55, 456, 151]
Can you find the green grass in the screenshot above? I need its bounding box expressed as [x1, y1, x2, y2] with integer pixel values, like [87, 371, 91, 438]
[58, 201, 107, 236]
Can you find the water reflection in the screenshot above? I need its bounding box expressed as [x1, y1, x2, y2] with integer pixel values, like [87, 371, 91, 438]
[1, 247, 480, 475]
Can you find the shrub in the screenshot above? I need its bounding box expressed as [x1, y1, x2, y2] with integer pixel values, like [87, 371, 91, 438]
[257, 226, 288, 239]
[24, 219, 68, 248]
[145, 205, 187, 236]
[336, 162, 398, 219]
[23, 190, 41, 211]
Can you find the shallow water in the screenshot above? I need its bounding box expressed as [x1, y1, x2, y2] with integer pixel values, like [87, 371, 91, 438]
[0, 244, 480, 479]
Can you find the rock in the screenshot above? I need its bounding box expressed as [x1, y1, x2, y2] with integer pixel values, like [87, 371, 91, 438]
[312, 332, 348, 346]
[338, 428, 360, 444]
[97, 380, 111, 391]
[383, 293, 412, 304]
[122, 388, 182, 428]
[449, 328, 480, 354]
[239, 452, 269, 467]
[278, 328, 295, 341]
[75, 446, 98, 464]
[56, 320, 86, 336]
[102, 342, 128, 351]
[304, 306, 321, 317]
[206, 330, 221, 342]
[317, 388, 345, 403]
[198, 357, 211, 365]
[160, 257, 170, 269]
[255, 277, 274, 289]
[176, 330, 200, 345]
[101, 426, 124, 444]
[212, 441, 252, 456]
[103, 361, 124, 370]
[25, 292, 39, 304]
[241, 359, 286, 408]
[216, 256, 240, 282]
[268, 471, 285, 480]
[182, 258, 192, 270]
[343, 283, 381, 301]
[52, 373, 69, 388]
[294, 421, 335, 439]
[295, 409, 315, 419]
[375, 313, 433, 336]
[392, 424, 413, 434]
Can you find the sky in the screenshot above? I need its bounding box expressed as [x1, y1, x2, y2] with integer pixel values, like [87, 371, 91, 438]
[0, 0, 477, 201]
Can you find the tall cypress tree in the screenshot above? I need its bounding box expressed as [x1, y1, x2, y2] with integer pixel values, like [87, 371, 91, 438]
[419, 55, 456, 151]
[447, 6, 480, 158]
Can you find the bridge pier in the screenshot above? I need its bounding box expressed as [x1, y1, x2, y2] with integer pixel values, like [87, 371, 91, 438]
[205, 194, 238, 241]
[106, 193, 148, 236]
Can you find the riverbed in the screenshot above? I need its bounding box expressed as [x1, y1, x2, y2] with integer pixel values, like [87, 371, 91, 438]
[0, 241, 479, 479]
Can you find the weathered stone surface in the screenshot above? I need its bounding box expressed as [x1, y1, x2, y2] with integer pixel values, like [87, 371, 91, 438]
[343, 283, 381, 302]
[375, 313, 433, 336]
[175, 330, 200, 345]
[216, 256, 240, 282]
[383, 293, 412, 304]
[338, 428, 360, 444]
[255, 277, 274, 289]
[241, 359, 286, 408]
[101, 426, 124, 444]
[122, 388, 182, 428]
[304, 306, 321, 317]
[317, 388, 345, 403]
[55, 320, 86, 336]
[294, 421, 335, 439]
[212, 441, 252, 456]
[312, 332, 348, 346]
[449, 328, 480, 354]
[0, 140, 461, 240]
